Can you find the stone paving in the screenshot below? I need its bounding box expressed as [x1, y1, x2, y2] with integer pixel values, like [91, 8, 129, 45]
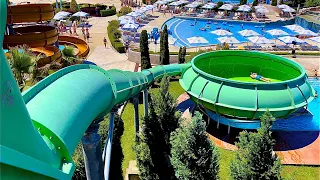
[87, 46, 135, 71]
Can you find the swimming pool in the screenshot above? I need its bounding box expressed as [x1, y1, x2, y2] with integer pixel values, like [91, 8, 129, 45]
[59, 45, 66, 51]
[271, 78, 320, 131]
[164, 17, 316, 47]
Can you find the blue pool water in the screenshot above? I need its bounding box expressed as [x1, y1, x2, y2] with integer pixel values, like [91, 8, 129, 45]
[272, 78, 320, 131]
[59, 45, 66, 51]
[164, 17, 316, 47]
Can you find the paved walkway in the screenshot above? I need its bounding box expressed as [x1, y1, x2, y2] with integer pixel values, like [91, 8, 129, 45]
[87, 46, 135, 71]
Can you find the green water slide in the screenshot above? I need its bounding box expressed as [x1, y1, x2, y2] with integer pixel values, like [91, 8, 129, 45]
[0, 2, 189, 178]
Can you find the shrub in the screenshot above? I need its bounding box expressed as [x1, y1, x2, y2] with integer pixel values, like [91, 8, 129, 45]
[222, 42, 230, 50]
[253, 0, 258, 6]
[70, 0, 80, 12]
[69, 16, 80, 22]
[100, 6, 116, 17]
[271, 0, 277, 6]
[107, 20, 125, 53]
[117, 6, 132, 17]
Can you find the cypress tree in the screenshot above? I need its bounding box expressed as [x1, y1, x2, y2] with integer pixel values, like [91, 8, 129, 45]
[140, 30, 152, 70]
[135, 76, 179, 180]
[178, 47, 186, 64]
[230, 110, 282, 180]
[170, 112, 220, 180]
[160, 25, 170, 65]
[70, 0, 79, 12]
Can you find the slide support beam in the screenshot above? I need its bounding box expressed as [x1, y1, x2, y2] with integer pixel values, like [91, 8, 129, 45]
[143, 89, 149, 117]
[103, 108, 117, 180]
[81, 120, 104, 180]
[133, 96, 139, 134]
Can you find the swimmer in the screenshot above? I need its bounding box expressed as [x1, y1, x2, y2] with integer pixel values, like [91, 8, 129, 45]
[190, 23, 195, 26]
[216, 26, 221, 29]
[206, 25, 211, 29]
[250, 71, 270, 82]
[207, 20, 212, 24]
[315, 91, 318, 98]
[199, 28, 206, 31]
[241, 24, 244, 29]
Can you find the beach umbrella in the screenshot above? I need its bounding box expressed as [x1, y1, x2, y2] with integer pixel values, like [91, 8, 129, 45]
[284, 24, 305, 31]
[185, 2, 201, 8]
[187, 36, 209, 44]
[237, 5, 251, 12]
[140, 7, 149, 11]
[169, 1, 182, 6]
[146, 5, 155, 10]
[122, 23, 139, 31]
[207, 2, 217, 6]
[118, 15, 133, 21]
[201, 4, 215, 9]
[155, 1, 167, 4]
[266, 29, 289, 36]
[294, 29, 318, 36]
[72, 11, 88, 17]
[277, 4, 290, 9]
[307, 36, 320, 43]
[282, 7, 296, 13]
[217, 36, 240, 44]
[164, 0, 174, 2]
[53, 11, 71, 20]
[127, 12, 142, 17]
[135, 8, 147, 14]
[248, 36, 273, 44]
[278, 36, 306, 44]
[219, 4, 233, 11]
[211, 29, 233, 36]
[120, 19, 135, 25]
[168, 36, 177, 45]
[238, 29, 260, 37]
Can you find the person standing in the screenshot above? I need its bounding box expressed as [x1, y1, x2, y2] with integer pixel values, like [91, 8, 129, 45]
[86, 31, 90, 43]
[103, 37, 107, 48]
[81, 26, 85, 36]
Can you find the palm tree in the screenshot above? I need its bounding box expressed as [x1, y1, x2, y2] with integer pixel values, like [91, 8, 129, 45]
[8, 45, 40, 91]
[61, 45, 82, 67]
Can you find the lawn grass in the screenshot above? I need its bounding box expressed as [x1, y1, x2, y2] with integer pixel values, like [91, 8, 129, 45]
[120, 80, 320, 179]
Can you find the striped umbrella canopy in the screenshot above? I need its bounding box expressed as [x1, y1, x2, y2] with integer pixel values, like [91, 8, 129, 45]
[217, 36, 241, 44]
[238, 29, 260, 37]
[266, 29, 289, 36]
[278, 36, 306, 44]
[248, 36, 273, 44]
[294, 29, 317, 36]
[211, 29, 233, 36]
[307, 36, 320, 43]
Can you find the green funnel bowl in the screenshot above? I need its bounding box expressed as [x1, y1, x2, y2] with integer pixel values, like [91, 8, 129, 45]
[179, 51, 315, 120]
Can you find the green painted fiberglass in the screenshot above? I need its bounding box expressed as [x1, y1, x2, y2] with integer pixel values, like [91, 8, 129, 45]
[179, 51, 315, 120]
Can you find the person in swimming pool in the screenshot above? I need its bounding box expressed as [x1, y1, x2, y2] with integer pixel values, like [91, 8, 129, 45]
[250, 71, 271, 82]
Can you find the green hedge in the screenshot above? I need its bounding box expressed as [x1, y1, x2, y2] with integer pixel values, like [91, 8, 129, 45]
[107, 20, 125, 53]
[117, 6, 132, 17]
[100, 6, 116, 17]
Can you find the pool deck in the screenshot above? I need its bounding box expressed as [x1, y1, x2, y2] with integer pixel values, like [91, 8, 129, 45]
[177, 92, 320, 165]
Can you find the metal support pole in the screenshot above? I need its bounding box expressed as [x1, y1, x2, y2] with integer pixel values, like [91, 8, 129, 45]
[81, 120, 104, 180]
[228, 124, 230, 135]
[143, 89, 149, 117]
[103, 109, 117, 180]
[217, 115, 220, 129]
[133, 96, 139, 133]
